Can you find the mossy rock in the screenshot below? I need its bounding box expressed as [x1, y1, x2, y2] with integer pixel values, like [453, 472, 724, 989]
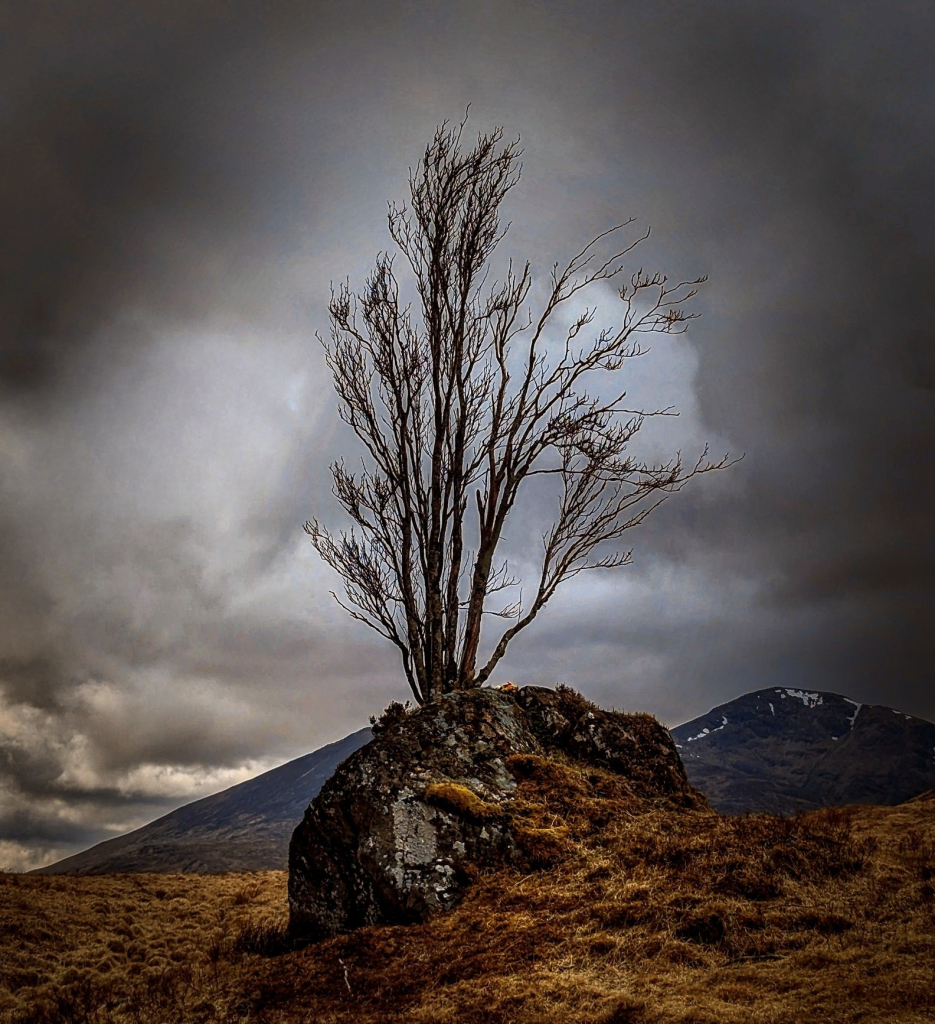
[289, 685, 701, 940]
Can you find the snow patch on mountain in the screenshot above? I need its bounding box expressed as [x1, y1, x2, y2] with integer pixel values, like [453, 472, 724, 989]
[687, 715, 728, 742]
[782, 689, 823, 708]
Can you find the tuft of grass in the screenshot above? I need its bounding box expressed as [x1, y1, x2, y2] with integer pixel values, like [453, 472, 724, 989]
[423, 782, 505, 823]
[553, 681, 597, 717]
[230, 881, 261, 906]
[233, 921, 295, 957]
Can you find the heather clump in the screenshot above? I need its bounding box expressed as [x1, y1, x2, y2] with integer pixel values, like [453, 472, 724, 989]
[369, 700, 414, 735]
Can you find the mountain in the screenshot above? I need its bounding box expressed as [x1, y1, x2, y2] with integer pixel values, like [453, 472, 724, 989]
[671, 688, 935, 815]
[34, 728, 371, 875]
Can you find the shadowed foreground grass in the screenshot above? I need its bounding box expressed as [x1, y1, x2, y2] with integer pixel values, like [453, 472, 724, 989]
[3, 767, 934, 1023]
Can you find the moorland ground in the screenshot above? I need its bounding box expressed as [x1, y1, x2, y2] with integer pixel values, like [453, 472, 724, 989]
[3, 760, 934, 1023]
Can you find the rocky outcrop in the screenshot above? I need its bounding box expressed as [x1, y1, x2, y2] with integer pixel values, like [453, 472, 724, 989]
[288, 685, 698, 940]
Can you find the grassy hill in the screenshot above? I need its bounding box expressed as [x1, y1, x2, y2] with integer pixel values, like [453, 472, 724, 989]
[4, 770, 933, 1021]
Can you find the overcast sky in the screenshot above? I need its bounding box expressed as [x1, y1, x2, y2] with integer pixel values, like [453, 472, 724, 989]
[1, 0, 932, 871]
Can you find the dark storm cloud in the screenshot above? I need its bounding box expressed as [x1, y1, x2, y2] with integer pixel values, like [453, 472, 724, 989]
[478, 0, 935, 712]
[613, 2, 935, 708]
[2, 6, 219, 394]
[1, 0, 933, 868]
[0, 0, 372, 399]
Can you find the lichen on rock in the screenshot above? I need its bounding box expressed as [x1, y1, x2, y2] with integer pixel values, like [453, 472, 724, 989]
[288, 685, 700, 940]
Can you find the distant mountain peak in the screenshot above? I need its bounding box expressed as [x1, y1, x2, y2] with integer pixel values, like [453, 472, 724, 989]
[779, 687, 823, 708]
[672, 688, 935, 815]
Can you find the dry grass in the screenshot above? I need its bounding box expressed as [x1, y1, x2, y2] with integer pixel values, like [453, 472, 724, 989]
[423, 782, 506, 823]
[4, 769, 934, 1022]
[0, 872, 286, 1023]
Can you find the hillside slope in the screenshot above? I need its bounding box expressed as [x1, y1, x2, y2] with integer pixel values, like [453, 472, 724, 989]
[672, 688, 935, 815]
[34, 728, 371, 874]
[5, 775, 934, 1022]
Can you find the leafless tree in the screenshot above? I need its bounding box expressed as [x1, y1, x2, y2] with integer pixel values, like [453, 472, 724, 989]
[307, 118, 732, 705]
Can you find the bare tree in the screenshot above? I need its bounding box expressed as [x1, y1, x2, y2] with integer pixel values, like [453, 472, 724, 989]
[307, 118, 731, 705]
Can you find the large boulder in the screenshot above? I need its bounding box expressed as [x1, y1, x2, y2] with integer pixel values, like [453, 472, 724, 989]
[288, 685, 697, 940]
